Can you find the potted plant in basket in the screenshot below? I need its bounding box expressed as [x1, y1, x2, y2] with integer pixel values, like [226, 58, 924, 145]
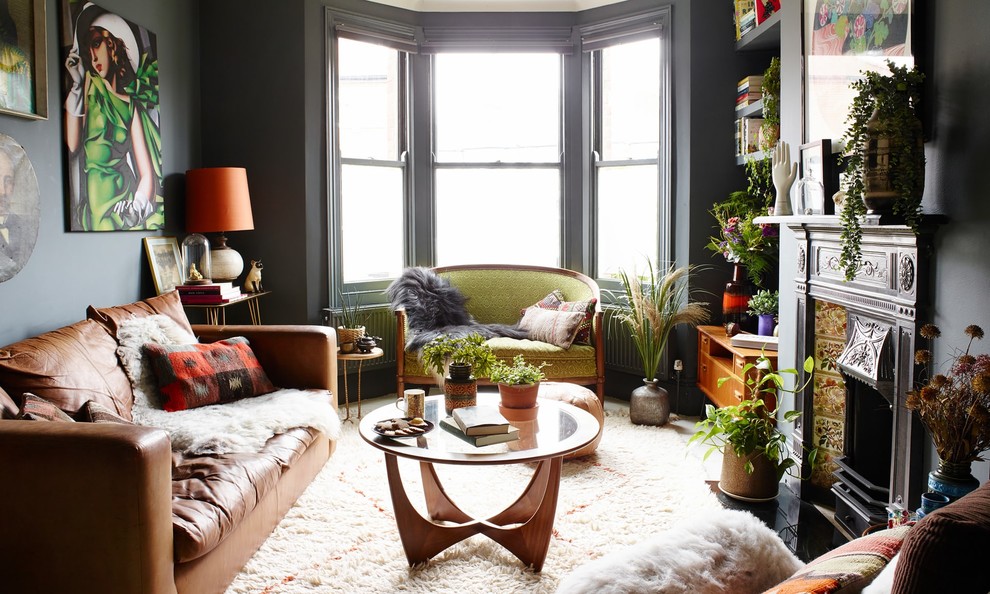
[336, 291, 366, 353]
[839, 60, 926, 281]
[490, 354, 549, 410]
[746, 290, 778, 337]
[614, 261, 710, 426]
[689, 355, 817, 501]
[421, 333, 497, 414]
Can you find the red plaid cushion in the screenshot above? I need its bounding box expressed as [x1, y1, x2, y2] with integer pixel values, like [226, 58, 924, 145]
[17, 393, 75, 422]
[144, 337, 276, 412]
[528, 291, 596, 345]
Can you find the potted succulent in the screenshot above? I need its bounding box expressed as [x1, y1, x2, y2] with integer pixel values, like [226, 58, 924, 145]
[421, 333, 497, 414]
[839, 60, 926, 281]
[489, 354, 549, 409]
[746, 290, 778, 337]
[336, 291, 366, 353]
[614, 261, 710, 426]
[689, 355, 817, 501]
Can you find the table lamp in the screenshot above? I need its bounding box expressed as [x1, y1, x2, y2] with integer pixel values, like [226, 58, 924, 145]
[185, 167, 255, 283]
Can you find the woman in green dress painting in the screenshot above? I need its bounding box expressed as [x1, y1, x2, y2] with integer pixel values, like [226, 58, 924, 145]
[64, 6, 161, 231]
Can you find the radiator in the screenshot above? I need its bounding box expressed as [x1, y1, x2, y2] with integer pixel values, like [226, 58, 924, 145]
[322, 305, 396, 373]
[603, 306, 669, 378]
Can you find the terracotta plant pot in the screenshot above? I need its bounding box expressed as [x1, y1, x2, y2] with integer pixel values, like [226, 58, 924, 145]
[498, 382, 540, 409]
[719, 444, 779, 502]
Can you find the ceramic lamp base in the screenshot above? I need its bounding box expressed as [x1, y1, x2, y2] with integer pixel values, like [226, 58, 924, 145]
[211, 246, 244, 282]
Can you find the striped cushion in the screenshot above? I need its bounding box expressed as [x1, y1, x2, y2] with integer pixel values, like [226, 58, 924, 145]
[17, 393, 75, 422]
[763, 524, 912, 594]
[519, 307, 585, 349]
[144, 337, 276, 412]
[81, 400, 133, 424]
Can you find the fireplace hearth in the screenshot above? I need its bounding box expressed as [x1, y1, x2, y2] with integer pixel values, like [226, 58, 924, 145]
[778, 215, 940, 531]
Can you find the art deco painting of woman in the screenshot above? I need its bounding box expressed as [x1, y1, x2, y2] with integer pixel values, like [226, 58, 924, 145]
[61, 0, 162, 231]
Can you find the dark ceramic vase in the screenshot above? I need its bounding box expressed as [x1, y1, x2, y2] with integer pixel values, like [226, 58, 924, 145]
[443, 363, 477, 415]
[928, 458, 980, 502]
[629, 379, 670, 426]
[723, 263, 751, 333]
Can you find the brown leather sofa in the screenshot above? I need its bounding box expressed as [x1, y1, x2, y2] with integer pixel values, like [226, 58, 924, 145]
[0, 292, 338, 594]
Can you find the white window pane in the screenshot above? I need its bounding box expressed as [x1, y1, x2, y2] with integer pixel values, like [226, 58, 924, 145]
[435, 53, 560, 163]
[338, 38, 400, 160]
[436, 169, 559, 267]
[341, 164, 404, 282]
[601, 38, 660, 161]
[596, 164, 658, 278]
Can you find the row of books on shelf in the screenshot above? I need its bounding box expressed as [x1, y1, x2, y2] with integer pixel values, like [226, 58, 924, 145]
[176, 282, 243, 304]
[736, 75, 763, 110]
[440, 405, 520, 447]
[735, 117, 764, 157]
[733, 0, 781, 41]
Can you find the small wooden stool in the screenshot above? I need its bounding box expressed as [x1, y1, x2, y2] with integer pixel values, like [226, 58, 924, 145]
[538, 382, 604, 459]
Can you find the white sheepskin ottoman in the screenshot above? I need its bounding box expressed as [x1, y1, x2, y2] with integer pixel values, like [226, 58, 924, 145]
[556, 508, 804, 594]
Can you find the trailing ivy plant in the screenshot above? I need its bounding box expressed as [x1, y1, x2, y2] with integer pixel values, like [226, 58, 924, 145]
[759, 56, 781, 153]
[839, 61, 926, 281]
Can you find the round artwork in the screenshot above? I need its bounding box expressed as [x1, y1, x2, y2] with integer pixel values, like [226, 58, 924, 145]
[0, 133, 41, 283]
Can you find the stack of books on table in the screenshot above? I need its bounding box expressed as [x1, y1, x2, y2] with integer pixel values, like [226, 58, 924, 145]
[176, 282, 242, 305]
[736, 75, 763, 110]
[729, 332, 779, 351]
[439, 405, 519, 447]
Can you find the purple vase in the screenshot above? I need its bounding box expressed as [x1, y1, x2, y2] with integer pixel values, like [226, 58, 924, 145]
[757, 314, 775, 336]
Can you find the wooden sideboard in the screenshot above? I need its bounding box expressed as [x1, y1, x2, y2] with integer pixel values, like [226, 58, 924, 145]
[696, 325, 777, 409]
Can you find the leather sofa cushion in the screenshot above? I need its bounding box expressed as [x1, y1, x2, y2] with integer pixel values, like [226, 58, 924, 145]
[171, 426, 319, 562]
[0, 318, 133, 419]
[87, 290, 194, 339]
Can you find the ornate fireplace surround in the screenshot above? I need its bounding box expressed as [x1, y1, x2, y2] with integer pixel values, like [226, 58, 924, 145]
[779, 215, 940, 534]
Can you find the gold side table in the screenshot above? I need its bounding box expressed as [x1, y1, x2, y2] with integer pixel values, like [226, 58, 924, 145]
[338, 347, 383, 420]
[181, 291, 270, 325]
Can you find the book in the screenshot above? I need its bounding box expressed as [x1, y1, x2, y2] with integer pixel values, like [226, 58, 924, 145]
[451, 405, 512, 436]
[439, 416, 519, 447]
[755, 0, 781, 25]
[179, 293, 245, 305]
[176, 282, 234, 293]
[729, 333, 779, 351]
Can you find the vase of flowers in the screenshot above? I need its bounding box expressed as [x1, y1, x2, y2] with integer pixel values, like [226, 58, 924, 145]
[614, 261, 710, 425]
[907, 323, 990, 501]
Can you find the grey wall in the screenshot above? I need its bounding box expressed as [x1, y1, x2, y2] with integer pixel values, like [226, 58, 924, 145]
[0, 0, 199, 346]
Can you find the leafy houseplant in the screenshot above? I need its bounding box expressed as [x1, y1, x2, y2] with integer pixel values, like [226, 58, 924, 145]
[614, 261, 710, 426]
[746, 289, 779, 316]
[839, 61, 926, 281]
[706, 192, 779, 288]
[336, 291, 366, 352]
[421, 333, 498, 414]
[490, 354, 549, 409]
[689, 356, 817, 501]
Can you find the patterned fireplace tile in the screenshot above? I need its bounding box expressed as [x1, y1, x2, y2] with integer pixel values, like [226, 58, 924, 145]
[813, 374, 846, 417]
[815, 301, 848, 339]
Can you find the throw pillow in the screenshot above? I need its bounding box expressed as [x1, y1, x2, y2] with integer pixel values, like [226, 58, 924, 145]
[17, 393, 75, 422]
[144, 337, 277, 412]
[80, 400, 133, 424]
[891, 481, 990, 594]
[87, 290, 195, 339]
[0, 386, 18, 419]
[528, 290, 596, 345]
[762, 524, 912, 594]
[519, 307, 586, 349]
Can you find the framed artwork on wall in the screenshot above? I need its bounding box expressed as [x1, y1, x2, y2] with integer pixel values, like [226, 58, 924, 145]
[143, 236, 182, 295]
[60, 0, 163, 232]
[803, 0, 915, 146]
[0, 0, 47, 120]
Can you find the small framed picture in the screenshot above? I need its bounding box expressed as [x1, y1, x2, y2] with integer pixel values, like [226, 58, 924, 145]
[800, 139, 840, 214]
[143, 236, 182, 295]
[0, 0, 48, 120]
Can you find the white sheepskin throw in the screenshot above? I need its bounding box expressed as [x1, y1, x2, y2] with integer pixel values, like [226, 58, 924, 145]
[555, 508, 804, 594]
[115, 315, 339, 455]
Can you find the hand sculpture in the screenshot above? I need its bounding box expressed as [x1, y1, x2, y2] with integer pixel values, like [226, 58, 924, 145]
[771, 141, 798, 216]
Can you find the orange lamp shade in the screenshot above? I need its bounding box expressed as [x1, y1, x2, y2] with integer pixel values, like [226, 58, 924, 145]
[185, 167, 255, 233]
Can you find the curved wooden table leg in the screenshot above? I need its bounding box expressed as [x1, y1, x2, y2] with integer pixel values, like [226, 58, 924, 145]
[384, 454, 478, 566]
[421, 461, 473, 523]
[481, 457, 562, 572]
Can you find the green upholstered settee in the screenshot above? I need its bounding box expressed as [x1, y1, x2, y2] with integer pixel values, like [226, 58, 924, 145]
[394, 264, 605, 402]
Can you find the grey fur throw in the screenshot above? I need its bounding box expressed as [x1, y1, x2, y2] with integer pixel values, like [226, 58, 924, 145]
[386, 267, 528, 351]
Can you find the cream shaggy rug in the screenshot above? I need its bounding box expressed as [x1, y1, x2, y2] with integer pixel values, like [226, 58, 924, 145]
[226, 408, 722, 594]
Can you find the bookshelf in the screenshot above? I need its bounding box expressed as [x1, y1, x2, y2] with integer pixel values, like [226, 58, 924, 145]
[733, 5, 781, 165]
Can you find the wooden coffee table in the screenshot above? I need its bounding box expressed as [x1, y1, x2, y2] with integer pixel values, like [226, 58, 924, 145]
[358, 392, 600, 571]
